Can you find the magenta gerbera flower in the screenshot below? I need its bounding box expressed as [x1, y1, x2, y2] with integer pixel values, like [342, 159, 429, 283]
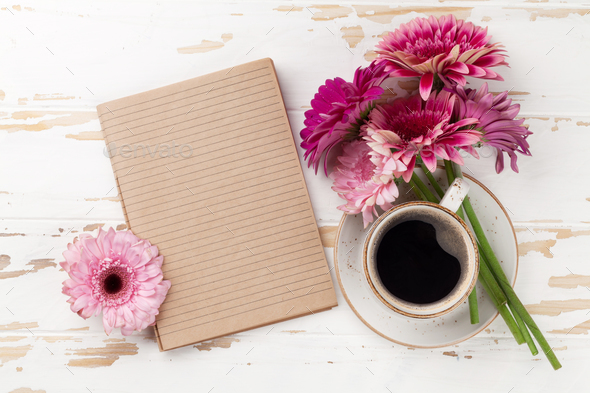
[374, 15, 508, 100]
[453, 83, 532, 173]
[363, 90, 481, 182]
[61, 228, 171, 336]
[330, 139, 399, 228]
[300, 63, 388, 175]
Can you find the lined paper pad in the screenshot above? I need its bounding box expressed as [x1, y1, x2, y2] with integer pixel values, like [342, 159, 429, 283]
[97, 58, 338, 351]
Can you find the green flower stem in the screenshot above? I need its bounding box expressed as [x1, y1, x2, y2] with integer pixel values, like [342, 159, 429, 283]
[478, 248, 507, 306]
[410, 172, 439, 203]
[450, 162, 562, 370]
[507, 288, 560, 369]
[444, 159, 455, 186]
[467, 287, 480, 324]
[510, 302, 539, 355]
[464, 202, 479, 324]
[409, 179, 426, 201]
[420, 162, 446, 199]
[479, 248, 524, 344]
[432, 73, 445, 93]
[497, 305, 525, 344]
[478, 270, 525, 344]
[443, 161, 478, 323]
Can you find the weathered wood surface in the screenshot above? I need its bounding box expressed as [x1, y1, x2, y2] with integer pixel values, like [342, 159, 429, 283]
[1, 1, 589, 392]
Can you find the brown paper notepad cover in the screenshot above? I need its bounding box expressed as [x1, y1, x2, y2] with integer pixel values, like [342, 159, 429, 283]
[97, 58, 337, 351]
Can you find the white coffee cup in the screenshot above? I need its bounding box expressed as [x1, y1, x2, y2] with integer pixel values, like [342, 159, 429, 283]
[363, 178, 479, 319]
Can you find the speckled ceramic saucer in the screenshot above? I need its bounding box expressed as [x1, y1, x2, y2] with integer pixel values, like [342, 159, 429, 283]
[334, 168, 518, 348]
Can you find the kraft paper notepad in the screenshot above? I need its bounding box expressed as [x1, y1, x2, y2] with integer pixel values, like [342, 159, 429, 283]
[97, 58, 338, 351]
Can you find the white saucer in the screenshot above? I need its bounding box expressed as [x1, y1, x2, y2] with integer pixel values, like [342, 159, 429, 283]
[334, 168, 518, 348]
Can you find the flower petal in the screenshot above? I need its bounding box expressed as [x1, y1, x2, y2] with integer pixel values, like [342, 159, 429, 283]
[419, 73, 434, 100]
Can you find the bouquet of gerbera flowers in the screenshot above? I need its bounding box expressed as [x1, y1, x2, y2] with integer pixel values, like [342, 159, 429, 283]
[300, 15, 560, 370]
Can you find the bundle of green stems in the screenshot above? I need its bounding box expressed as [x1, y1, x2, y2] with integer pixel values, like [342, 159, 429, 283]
[407, 159, 561, 370]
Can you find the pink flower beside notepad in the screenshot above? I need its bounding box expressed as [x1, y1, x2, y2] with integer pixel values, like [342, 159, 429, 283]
[61, 228, 171, 335]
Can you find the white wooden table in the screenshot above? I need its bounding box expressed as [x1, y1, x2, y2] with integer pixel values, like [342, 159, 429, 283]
[1, 1, 589, 392]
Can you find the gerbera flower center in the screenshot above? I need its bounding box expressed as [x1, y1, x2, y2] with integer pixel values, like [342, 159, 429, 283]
[91, 257, 137, 307]
[404, 37, 480, 60]
[354, 154, 376, 185]
[390, 110, 444, 142]
[103, 273, 123, 294]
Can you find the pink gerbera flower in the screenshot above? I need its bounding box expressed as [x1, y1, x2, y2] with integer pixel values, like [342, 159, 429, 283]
[374, 15, 508, 100]
[61, 228, 171, 336]
[363, 90, 481, 182]
[300, 63, 388, 175]
[330, 139, 399, 228]
[453, 83, 532, 173]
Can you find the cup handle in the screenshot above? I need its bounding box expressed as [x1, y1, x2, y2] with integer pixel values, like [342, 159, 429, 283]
[439, 178, 470, 213]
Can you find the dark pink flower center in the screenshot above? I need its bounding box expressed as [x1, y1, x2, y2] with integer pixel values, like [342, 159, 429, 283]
[354, 154, 376, 184]
[104, 273, 123, 294]
[404, 37, 480, 60]
[390, 110, 444, 142]
[91, 258, 137, 306]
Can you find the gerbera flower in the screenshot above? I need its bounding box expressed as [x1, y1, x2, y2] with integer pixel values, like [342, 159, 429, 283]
[330, 139, 399, 228]
[452, 83, 532, 173]
[61, 228, 171, 336]
[363, 90, 481, 182]
[300, 62, 388, 175]
[374, 15, 508, 100]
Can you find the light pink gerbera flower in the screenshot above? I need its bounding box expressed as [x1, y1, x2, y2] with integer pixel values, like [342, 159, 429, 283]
[61, 228, 171, 336]
[300, 63, 388, 175]
[374, 15, 508, 100]
[363, 90, 481, 182]
[452, 83, 532, 173]
[330, 139, 399, 228]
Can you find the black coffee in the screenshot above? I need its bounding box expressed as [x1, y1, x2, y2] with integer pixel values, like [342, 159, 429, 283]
[376, 220, 461, 304]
